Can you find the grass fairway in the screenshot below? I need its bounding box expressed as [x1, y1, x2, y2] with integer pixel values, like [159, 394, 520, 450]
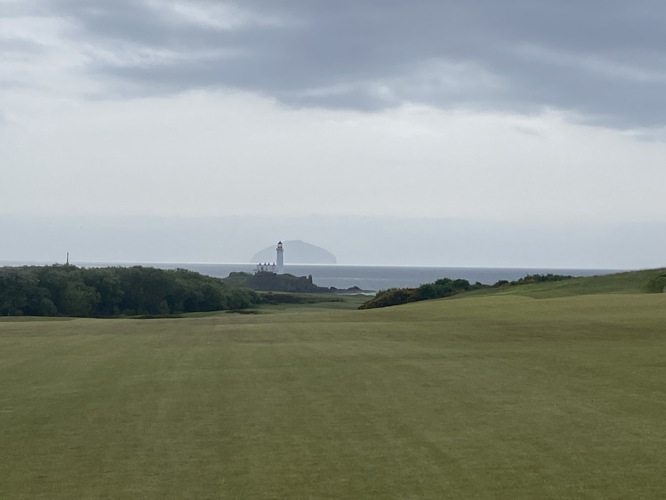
[1, 292, 666, 498]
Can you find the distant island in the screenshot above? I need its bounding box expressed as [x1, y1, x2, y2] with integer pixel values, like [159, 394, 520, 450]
[251, 240, 336, 264]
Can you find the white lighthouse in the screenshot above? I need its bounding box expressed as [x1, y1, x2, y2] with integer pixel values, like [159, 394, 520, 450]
[276, 241, 284, 274]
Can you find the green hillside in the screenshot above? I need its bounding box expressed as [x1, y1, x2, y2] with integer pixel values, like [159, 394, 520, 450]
[359, 267, 666, 310]
[467, 267, 666, 299]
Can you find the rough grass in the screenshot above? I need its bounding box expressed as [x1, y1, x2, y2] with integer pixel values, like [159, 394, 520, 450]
[1, 289, 665, 498]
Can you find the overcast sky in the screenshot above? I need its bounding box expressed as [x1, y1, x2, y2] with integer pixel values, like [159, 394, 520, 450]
[2, 0, 666, 267]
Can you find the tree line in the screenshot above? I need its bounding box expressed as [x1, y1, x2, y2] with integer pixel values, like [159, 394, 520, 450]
[0, 265, 260, 317]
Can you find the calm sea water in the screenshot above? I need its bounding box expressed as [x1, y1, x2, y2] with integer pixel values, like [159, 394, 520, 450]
[2, 261, 618, 292]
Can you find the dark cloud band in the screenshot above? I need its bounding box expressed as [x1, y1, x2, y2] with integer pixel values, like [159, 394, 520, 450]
[9, 0, 666, 128]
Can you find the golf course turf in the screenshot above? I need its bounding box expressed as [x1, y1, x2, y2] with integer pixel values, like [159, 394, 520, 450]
[1, 278, 665, 498]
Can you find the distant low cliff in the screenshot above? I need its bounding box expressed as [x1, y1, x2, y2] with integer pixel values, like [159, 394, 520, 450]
[223, 271, 364, 294]
[224, 272, 329, 293]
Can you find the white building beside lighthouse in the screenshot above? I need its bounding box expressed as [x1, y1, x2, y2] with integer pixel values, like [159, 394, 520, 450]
[276, 241, 284, 274]
[254, 241, 285, 274]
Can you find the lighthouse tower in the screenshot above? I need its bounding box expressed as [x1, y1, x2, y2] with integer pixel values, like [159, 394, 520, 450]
[276, 241, 284, 274]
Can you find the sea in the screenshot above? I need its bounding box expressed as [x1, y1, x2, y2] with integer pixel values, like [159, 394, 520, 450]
[1, 261, 621, 292]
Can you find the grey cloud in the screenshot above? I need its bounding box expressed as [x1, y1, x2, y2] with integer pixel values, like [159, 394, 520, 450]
[53, 0, 182, 45]
[0, 38, 45, 55]
[19, 0, 666, 127]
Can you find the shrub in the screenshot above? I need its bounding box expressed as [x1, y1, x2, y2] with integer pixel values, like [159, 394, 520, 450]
[645, 274, 666, 293]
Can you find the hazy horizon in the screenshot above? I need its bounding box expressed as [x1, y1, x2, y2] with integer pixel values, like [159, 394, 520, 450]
[2, 214, 663, 270]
